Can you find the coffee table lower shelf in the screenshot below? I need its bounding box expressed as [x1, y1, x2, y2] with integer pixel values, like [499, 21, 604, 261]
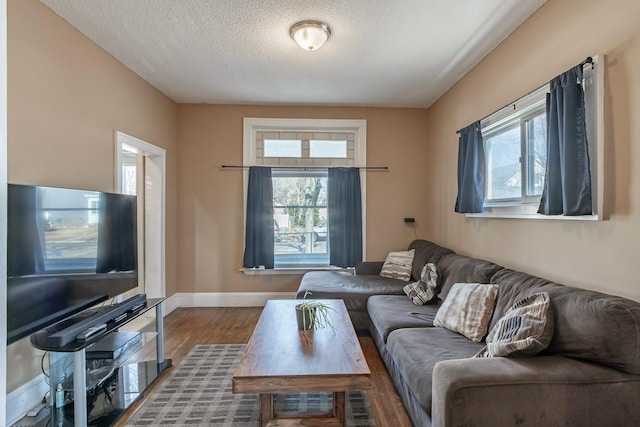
[260, 391, 346, 427]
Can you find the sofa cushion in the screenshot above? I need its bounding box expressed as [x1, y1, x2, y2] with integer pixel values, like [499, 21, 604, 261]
[403, 263, 439, 305]
[434, 283, 499, 342]
[437, 254, 503, 301]
[407, 239, 455, 281]
[380, 249, 415, 281]
[490, 269, 640, 374]
[475, 292, 554, 358]
[368, 295, 440, 342]
[386, 327, 485, 416]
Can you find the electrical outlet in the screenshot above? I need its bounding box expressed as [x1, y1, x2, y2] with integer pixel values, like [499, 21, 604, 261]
[404, 217, 415, 223]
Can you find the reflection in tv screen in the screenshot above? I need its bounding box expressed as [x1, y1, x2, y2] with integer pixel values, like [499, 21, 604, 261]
[7, 183, 139, 345]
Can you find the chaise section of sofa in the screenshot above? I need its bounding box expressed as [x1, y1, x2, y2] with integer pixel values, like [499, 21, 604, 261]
[296, 270, 407, 331]
[296, 239, 454, 332]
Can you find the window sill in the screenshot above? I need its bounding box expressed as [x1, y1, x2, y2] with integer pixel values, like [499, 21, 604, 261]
[465, 212, 600, 221]
[467, 203, 601, 221]
[241, 266, 354, 276]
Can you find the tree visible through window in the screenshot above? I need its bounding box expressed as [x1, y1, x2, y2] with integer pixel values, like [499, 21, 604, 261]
[272, 171, 328, 267]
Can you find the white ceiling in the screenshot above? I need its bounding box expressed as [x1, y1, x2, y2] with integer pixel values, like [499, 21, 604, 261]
[40, 0, 547, 108]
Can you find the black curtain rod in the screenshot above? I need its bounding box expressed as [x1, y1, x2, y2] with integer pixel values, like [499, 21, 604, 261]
[455, 56, 594, 135]
[221, 165, 388, 171]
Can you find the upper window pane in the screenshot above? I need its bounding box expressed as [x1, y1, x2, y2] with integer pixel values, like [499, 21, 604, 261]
[264, 139, 301, 157]
[309, 140, 347, 158]
[485, 125, 521, 200]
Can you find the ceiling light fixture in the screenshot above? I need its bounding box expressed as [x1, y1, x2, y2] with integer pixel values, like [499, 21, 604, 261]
[290, 20, 331, 52]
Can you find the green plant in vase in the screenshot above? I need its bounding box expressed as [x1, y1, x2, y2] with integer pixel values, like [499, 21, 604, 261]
[295, 291, 335, 332]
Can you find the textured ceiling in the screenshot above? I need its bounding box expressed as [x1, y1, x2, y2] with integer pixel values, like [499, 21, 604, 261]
[40, 0, 547, 108]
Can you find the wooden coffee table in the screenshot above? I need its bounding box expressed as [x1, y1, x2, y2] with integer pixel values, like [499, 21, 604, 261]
[233, 299, 371, 426]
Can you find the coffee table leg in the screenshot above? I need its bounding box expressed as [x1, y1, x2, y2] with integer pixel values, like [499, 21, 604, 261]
[260, 393, 273, 427]
[334, 391, 346, 424]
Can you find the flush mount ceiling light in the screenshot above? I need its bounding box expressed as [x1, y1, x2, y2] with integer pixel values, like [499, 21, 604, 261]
[290, 20, 331, 51]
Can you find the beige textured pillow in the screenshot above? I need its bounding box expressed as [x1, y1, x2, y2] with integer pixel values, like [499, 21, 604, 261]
[403, 263, 439, 305]
[434, 283, 499, 342]
[380, 249, 415, 281]
[475, 292, 553, 358]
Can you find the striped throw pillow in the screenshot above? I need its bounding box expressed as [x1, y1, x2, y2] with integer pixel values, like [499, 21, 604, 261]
[380, 249, 415, 281]
[434, 283, 499, 342]
[475, 292, 553, 358]
[403, 263, 439, 305]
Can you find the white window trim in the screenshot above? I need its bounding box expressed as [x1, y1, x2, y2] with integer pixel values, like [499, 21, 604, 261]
[242, 118, 367, 274]
[467, 54, 604, 221]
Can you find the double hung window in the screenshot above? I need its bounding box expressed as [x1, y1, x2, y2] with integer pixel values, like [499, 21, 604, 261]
[477, 56, 602, 218]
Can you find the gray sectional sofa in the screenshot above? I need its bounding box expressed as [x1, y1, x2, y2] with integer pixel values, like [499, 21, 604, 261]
[296, 239, 640, 426]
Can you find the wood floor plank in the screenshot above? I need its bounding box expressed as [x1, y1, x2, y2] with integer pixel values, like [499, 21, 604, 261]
[114, 307, 412, 427]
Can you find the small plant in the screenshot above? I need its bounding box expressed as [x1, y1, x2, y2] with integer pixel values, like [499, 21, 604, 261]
[295, 291, 335, 332]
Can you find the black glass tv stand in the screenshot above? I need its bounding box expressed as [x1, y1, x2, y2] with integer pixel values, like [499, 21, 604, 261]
[29, 297, 172, 427]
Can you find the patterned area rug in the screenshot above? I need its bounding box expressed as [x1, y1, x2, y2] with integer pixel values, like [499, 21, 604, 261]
[125, 344, 376, 426]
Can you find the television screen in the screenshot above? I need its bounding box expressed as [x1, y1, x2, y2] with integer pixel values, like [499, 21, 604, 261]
[7, 183, 139, 344]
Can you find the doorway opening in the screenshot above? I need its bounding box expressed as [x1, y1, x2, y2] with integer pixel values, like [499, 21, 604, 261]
[115, 131, 166, 300]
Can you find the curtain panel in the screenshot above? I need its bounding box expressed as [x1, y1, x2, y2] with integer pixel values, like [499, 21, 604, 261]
[243, 166, 274, 269]
[328, 167, 362, 268]
[455, 121, 485, 214]
[538, 65, 592, 216]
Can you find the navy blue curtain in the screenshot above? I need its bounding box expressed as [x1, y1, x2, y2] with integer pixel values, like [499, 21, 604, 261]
[328, 167, 362, 268]
[243, 166, 274, 269]
[455, 121, 485, 213]
[538, 65, 592, 215]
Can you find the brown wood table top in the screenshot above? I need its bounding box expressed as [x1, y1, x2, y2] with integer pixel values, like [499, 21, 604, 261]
[233, 299, 371, 394]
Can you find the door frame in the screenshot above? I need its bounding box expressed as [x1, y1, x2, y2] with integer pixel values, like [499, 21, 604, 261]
[1, 0, 8, 422]
[115, 131, 166, 299]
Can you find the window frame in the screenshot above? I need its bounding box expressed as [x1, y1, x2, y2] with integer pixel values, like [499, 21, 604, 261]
[242, 118, 367, 274]
[467, 55, 604, 221]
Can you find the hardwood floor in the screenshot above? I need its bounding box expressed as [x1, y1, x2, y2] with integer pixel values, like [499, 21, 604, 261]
[115, 307, 412, 427]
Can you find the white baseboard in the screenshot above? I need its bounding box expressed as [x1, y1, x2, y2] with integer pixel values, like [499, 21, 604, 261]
[164, 293, 180, 315]
[7, 372, 49, 426]
[170, 292, 297, 308]
[8, 292, 295, 424]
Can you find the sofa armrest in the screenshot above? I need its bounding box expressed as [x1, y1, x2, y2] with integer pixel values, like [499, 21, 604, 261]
[354, 261, 384, 275]
[432, 355, 640, 427]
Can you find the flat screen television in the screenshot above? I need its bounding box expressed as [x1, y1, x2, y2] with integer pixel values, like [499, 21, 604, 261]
[7, 183, 138, 345]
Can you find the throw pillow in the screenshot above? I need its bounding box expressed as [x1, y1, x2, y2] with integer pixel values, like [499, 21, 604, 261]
[380, 249, 415, 281]
[475, 292, 554, 358]
[434, 283, 499, 342]
[403, 263, 439, 305]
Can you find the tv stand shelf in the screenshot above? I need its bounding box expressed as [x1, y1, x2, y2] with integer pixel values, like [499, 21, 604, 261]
[29, 297, 171, 427]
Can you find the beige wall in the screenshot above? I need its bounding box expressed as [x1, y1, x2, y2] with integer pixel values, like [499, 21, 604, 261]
[425, 0, 640, 301]
[9, 0, 639, 402]
[7, 0, 178, 392]
[176, 104, 430, 293]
